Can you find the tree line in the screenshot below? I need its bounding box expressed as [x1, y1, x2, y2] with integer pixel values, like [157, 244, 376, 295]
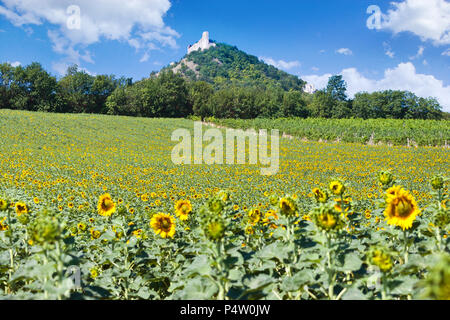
[0, 62, 444, 120]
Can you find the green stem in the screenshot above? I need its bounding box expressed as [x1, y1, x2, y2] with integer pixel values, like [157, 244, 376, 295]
[326, 233, 335, 300]
[7, 209, 13, 246]
[215, 239, 227, 300]
[381, 273, 388, 300]
[403, 229, 409, 264]
[55, 241, 64, 300]
[43, 249, 49, 299]
[435, 227, 442, 251]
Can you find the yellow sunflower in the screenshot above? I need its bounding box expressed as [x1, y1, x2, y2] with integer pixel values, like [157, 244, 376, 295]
[312, 188, 328, 203]
[150, 213, 176, 239]
[15, 202, 28, 216]
[329, 180, 345, 196]
[77, 222, 87, 232]
[90, 229, 101, 240]
[97, 194, 116, 217]
[318, 212, 337, 230]
[334, 198, 351, 213]
[0, 199, 8, 211]
[262, 209, 279, 227]
[311, 204, 343, 232]
[248, 208, 262, 225]
[0, 217, 9, 231]
[132, 229, 143, 239]
[368, 247, 393, 273]
[384, 186, 420, 231]
[174, 199, 192, 221]
[279, 197, 298, 217]
[205, 220, 225, 241]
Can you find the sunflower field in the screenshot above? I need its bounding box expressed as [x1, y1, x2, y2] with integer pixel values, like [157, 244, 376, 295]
[0, 109, 449, 300]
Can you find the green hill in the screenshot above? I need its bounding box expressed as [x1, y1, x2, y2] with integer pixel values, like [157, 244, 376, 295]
[160, 43, 305, 91]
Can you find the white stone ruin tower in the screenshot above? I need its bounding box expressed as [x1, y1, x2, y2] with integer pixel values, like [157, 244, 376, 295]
[187, 31, 216, 54]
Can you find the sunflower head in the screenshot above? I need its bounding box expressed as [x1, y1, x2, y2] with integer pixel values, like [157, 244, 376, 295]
[0, 198, 8, 211]
[311, 204, 343, 232]
[208, 198, 224, 214]
[90, 268, 99, 279]
[421, 254, 450, 300]
[0, 217, 9, 231]
[312, 188, 329, 203]
[269, 195, 279, 206]
[379, 171, 394, 186]
[97, 194, 116, 217]
[90, 229, 101, 240]
[248, 208, 262, 225]
[27, 208, 61, 245]
[334, 197, 351, 213]
[204, 219, 226, 241]
[430, 175, 445, 190]
[384, 187, 420, 231]
[279, 197, 298, 217]
[217, 190, 230, 203]
[150, 213, 176, 239]
[77, 222, 87, 232]
[262, 209, 279, 227]
[433, 207, 450, 229]
[132, 229, 143, 239]
[368, 247, 393, 273]
[15, 202, 28, 217]
[329, 180, 345, 196]
[175, 199, 192, 221]
[245, 225, 254, 235]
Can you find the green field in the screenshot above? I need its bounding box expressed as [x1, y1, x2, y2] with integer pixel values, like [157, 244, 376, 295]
[0, 109, 448, 300]
[209, 117, 450, 146]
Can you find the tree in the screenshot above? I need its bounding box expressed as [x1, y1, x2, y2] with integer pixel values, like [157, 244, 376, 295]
[91, 75, 118, 114]
[282, 90, 309, 117]
[189, 81, 214, 120]
[352, 90, 443, 120]
[154, 70, 191, 117]
[308, 90, 334, 118]
[56, 65, 95, 113]
[0, 63, 15, 109]
[326, 75, 347, 102]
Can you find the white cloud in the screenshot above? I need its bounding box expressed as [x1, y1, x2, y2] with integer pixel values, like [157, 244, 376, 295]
[302, 62, 450, 112]
[379, 0, 450, 45]
[260, 57, 301, 70]
[52, 61, 96, 76]
[140, 52, 150, 63]
[442, 48, 450, 56]
[383, 42, 395, 58]
[409, 45, 425, 60]
[336, 48, 353, 56]
[0, 0, 179, 71]
[302, 73, 332, 91]
[311, 67, 319, 72]
[7, 61, 21, 67]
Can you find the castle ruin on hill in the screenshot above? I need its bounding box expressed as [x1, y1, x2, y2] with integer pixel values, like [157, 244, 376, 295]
[187, 31, 216, 54]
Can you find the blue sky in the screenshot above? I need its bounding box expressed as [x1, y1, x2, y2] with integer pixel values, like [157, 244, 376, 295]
[1, 0, 449, 110]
